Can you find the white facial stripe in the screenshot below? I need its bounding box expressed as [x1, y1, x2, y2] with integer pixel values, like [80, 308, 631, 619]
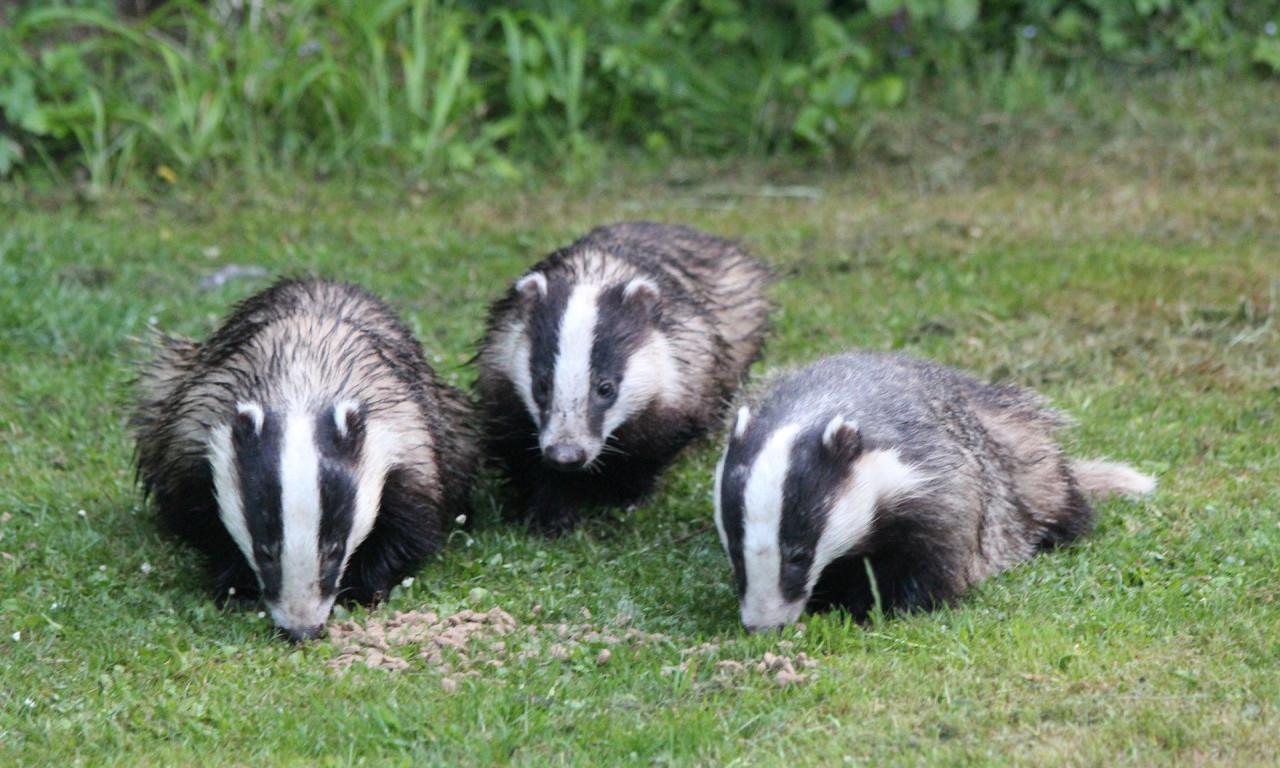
[734, 406, 751, 439]
[543, 283, 600, 448]
[601, 333, 680, 439]
[275, 410, 325, 631]
[348, 421, 393, 566]
[492, 321, 539, 426]
[713, 450, 729, 553]
[739, 424, 804, 629]
[809, 448, 926, 593]
[208, 423, 253, 574]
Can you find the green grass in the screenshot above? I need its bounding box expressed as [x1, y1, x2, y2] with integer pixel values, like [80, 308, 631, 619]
[2, 73, 1279, 766]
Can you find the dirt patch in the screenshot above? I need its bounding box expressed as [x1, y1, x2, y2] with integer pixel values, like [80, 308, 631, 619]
[326, 605, 819, 689]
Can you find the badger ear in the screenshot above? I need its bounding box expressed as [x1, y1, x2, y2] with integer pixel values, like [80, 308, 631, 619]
[514, 272, 548, 303]
[623, 276, 662, 320]
[331, 399, 365, 452]
[820, 415, 862, 462]
[234, 401, 265, 436]
[732, 406, 752, 440]
[334, 400, 362, 438]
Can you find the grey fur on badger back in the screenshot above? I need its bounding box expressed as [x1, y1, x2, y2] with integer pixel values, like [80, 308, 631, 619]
[475, 221, 773, 534]
[714, 350, 1155, 632]
[132, 278, 477, 641]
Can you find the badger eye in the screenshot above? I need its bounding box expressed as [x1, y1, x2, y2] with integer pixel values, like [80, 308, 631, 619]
[595, 380, 616, 400]
[783, 548, 809, 567]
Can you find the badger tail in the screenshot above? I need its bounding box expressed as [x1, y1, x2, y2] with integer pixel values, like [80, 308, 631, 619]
[1071, 459, 1156, 498]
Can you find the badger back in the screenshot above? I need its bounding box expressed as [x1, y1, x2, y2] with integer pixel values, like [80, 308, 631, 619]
[133, 279, 475, 641]
[475, 222, 772, 470]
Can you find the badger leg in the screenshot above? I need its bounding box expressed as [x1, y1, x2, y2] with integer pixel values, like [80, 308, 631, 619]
[524, 482, 584, 537]
[1035, 478, 1097, 551]
[341, 467, 445, 605]
[212, 556, 261, 610]
[520, 457, 667, 536]
[811, 552, 952, 622]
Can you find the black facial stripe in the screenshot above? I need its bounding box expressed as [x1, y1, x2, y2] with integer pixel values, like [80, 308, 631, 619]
[315, 403, 364, 463]
[318, 456, 357, 596]
[527, 277, 572, 418]
[587, 283, 657, 434]
[718, 437, 758, 600]
[777, 423, 860, 602]
[232, 408, 284, 600]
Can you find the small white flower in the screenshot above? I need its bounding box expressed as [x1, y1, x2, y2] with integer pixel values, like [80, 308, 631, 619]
[50, 603, 58, 610]
[465, 538, 474, 547]
[11, 631, 19, 641]
[98, 565, 106, 571]
[203, 246, 221, 258]
[24, 698, 34, 708]
[227, 587, 236, 596]
[400, 577, 415, 588]
[140, 563, 152, 574]
[148, 316, 158, 325]
[77, 509, 86, 517]
[257, 612, 266, 619]
[454, 514, 468, 525]
[1267, 21, 1278, 36]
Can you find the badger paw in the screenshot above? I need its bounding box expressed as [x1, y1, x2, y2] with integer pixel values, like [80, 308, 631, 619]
[524, 494, 580, 538]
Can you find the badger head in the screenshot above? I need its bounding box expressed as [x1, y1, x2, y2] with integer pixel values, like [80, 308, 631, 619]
[208, 399, 385, 642]
[714, 408, 925, 632]
[503, 266, 679, 471]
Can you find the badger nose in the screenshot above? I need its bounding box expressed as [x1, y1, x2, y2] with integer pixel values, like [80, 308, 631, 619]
[544, 443, 587, 470]
[280, 624, 324, 643]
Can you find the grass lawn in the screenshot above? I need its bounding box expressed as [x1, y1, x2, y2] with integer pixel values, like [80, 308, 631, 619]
[2, 72, 1278, 766]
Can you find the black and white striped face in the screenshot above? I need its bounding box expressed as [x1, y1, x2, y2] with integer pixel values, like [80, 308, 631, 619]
[714, 408, 923, 631]
[494, 266, 680, 471]
[208, 399, 381, 641]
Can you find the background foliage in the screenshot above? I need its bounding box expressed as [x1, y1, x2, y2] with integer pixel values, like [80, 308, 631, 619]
[1, 0, 1278, 188]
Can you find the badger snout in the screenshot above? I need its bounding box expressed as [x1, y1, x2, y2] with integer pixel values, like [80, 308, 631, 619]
[279, 623, 325, 644]
[544, 443, 588, 471]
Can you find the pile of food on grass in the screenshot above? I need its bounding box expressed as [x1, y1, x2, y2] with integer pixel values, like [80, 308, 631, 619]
[326, 605, 818, 689]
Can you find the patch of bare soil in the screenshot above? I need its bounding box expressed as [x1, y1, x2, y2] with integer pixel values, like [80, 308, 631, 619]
[326, 605, 819, 689]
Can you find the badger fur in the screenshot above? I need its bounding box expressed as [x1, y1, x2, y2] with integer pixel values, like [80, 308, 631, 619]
[713, 350, 1155, 632]
[475, 221, 772, 534]
[132, 278, 477, 641]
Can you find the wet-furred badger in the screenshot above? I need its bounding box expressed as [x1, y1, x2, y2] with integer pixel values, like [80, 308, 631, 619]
[133, 278, 477, 641]
[714, 350, 1155, 632]
[475, 221, 773, 534]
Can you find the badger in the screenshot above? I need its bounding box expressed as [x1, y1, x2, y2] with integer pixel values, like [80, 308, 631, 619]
[132, 278, 477, 641]
[475, 221, 773, 534]
[714, 350, 1155, 632]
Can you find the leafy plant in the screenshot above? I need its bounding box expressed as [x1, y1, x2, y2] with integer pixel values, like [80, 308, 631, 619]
[0, 0, 1275, 184]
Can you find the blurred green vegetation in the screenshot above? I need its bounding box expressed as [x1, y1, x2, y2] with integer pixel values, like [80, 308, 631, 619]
[1, 0, 1277, 189]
